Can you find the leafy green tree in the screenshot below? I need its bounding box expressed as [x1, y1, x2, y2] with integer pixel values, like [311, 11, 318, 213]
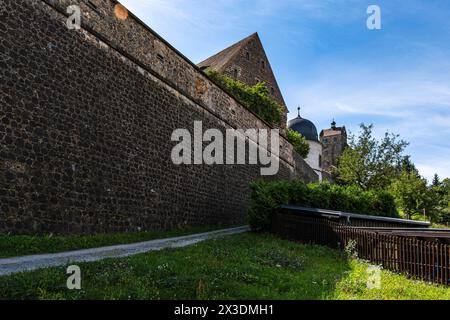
[389, 170, 433, 220]
[286, 128, 310, 158]
[334, 124, 409, 190]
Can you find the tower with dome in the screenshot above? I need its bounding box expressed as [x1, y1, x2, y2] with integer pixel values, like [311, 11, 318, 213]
[288, 108, 347, 180]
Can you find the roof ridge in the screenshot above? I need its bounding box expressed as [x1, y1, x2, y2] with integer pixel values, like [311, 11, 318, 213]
[198, 33, 258, 69]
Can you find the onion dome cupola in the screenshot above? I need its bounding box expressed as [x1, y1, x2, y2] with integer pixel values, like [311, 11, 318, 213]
[288, 107, 319, 141]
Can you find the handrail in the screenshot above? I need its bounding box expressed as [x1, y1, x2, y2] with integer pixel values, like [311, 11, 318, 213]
[280, 204, 431, 227]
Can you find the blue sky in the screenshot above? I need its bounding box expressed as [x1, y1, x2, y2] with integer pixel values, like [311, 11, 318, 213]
[121, 0, 450, 181]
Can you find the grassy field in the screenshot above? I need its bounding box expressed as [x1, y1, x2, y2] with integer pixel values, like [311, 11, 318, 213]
[0, 225, 237, 258]
[1, 233, 449, 300]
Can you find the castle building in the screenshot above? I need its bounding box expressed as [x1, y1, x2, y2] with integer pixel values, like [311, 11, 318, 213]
[288, 108, 323, 180]
[199, 32, 348, 180]
[198, 33, 288, 127]
[320, 121, 347, 173]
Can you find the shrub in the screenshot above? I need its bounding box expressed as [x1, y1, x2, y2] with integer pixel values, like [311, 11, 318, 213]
[248, 180, 398, 231]
[286, 128, 310, 158]
[205, 69, 283, 127]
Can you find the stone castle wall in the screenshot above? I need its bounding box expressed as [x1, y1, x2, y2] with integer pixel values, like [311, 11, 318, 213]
[0, 0, 318, 234]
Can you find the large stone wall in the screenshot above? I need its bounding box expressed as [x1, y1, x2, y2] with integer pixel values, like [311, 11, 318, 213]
[0, 0, 318, 234]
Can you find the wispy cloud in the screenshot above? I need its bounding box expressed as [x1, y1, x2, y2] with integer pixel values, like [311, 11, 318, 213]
[285, 55, 450, 181]
[118, 0, 450, 181]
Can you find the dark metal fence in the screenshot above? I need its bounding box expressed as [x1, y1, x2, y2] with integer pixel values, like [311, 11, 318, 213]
[272, 212, 450, 286]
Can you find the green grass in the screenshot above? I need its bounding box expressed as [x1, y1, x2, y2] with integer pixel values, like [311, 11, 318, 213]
[431, 223, 450, 229]
[332, 260, 450, 300]
[0, 225, 238, 258]
[1, 233, 449, 300]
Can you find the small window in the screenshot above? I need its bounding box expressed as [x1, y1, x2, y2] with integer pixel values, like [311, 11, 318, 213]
[319, 155, 322, 168]
[261, 60, 266, 70]
[323, 138, 328, 144]
[233, 69, 239, 78]
[245, 51, 250, 60]
[333, 137, 337, 142]
[271, 87, 275, 95]
[255, 77, 260, 84]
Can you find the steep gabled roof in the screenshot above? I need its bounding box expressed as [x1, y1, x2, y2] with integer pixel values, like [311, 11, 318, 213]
[197, 33, 287, 110]
[198, 33, 257, 71]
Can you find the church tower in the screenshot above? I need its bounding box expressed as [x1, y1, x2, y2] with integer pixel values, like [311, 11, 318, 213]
[320, 120, 347, 173]
[288, 107, 323, 180]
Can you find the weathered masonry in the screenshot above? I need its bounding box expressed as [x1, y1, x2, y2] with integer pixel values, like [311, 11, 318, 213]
[0, 0, 318, 234]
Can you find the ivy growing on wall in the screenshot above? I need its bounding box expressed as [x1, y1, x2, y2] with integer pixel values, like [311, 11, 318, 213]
[205, 69, 283, 127]
[286, 128, 310, 158]
[205, 69, 310, 158]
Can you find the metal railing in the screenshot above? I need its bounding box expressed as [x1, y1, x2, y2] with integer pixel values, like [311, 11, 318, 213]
[272, 212, 450, 285]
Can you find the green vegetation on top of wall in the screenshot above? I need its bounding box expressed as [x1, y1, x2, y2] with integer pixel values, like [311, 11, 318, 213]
[286, 128, 310, 158]
[248, 180, 398, 231]
[205, 70, 310, 158]
[205, 69, 283, 127]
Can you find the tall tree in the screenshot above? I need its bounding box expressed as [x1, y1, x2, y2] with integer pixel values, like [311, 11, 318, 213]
[334, 124, 409, 190]
[432, 178, 450, 223]
[432, 174, 441, 187]
[399, 155, 417, 174]
[389, 170, 432, 220]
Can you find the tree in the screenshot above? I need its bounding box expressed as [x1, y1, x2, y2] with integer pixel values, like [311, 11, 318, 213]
[286, 128, 310, 158]
[389, 170, 431, 220]
[334, 124, 409, 190]
[432, 174, 441, 187]
[399, 155, 417, 174]
[431, 177, 450, 224]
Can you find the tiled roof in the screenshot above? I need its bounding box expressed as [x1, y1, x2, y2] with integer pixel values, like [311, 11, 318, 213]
[198, 33, 257, 70]
[321, 127, 345, 137]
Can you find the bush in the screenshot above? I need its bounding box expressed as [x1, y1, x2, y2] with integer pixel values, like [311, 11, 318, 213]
[205, 69, 283, 127]
[248, 180, 398, 231]
[286, 128, 310, 158]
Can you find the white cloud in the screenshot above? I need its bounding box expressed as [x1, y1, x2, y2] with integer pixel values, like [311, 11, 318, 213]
[118, 0, 450, 180]
[285, 59, 450, 181]
[417, 162, 450, 184]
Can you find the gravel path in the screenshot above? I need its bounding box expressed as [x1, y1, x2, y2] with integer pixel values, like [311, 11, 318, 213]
[0, 226, 250, 276]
